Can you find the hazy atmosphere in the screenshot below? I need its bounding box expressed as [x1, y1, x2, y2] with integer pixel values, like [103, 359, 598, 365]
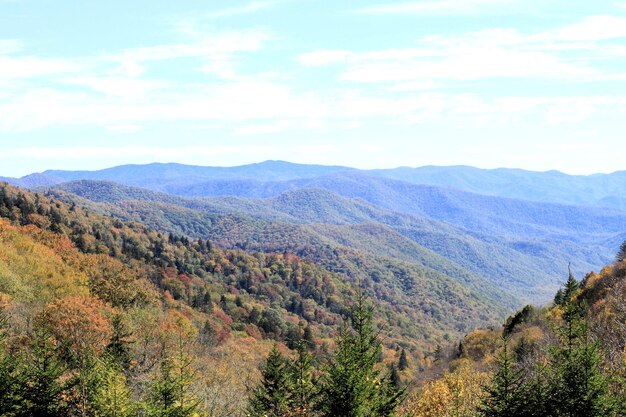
[2, 0, 626, 175]
[1, 2, 625, 417]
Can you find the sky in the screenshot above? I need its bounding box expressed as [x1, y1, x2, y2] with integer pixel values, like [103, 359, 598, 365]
[1, 0, 626, 177]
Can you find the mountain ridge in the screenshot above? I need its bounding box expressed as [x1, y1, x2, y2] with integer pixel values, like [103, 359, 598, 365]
[44, 179, 624, 303]
[6, 160, 626, 209]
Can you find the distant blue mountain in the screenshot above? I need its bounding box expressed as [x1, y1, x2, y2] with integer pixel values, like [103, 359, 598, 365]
[7, 161, 626, 210]
[41, 161, 354, 185]
[369, 165, 626, 210]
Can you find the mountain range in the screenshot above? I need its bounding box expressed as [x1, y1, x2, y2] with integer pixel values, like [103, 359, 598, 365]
[4, 160, 625, 311]
[5, 160, 626, 209]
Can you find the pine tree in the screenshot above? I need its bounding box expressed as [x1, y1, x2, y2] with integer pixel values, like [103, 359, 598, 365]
[549, 302, 612, 417]
[17, 327, 71, 417]
[93, 362, 135, 417]
[247, 345, 293, 417]
[554, 288, 565, 306]
[303, 325, 315, 350]
[479, 337, 528, 417]
[617, 240, 626, 263]
[106, 314, 134, 371]
[316, 293, 404, 417]
[290, 343, 315, 417]
[0, 316, 19, 416]
[398, 349, 409, 371]
[563, 264, 580, 302]
[148, 336, 199, 417]
[389, 364, 401, 388]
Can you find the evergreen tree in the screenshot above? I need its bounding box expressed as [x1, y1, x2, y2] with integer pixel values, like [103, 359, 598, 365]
[398, 349, 409, 371]
[479, 337, 528, 417]
[389, 364, 401, 388]
[93, 362, 135, 417]
[513, 336, 534, 363]
[106, 314, 134, 372]
[316, 293, 404, 417]
[17, 327, 71, 417]
[247, 345, 293, 417]
[290, 343, 315, 417]
[0, 317, 19, 416]
[148, 337, 199, 417]
[554, 288, 565, 306]
[563, 264, 580, 303]
[549, 302, 612, 417]
[617, 240, 626, 263]
[303, 325, 315, 350]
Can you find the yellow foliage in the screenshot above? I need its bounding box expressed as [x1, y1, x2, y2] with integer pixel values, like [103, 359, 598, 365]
[0, 219, 88, 301]
[406, 360, 488, 417]
[461, 329, 499, 362]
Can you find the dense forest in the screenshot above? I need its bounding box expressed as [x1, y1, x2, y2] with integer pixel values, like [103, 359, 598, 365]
[0, 182, 625, 416]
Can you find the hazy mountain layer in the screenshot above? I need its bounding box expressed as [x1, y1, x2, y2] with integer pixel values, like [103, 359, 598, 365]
[8, 160, 626, 209]
[45, 180, 624, 303]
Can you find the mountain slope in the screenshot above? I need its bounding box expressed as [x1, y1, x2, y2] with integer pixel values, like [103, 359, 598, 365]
[44, 180, 618, 302]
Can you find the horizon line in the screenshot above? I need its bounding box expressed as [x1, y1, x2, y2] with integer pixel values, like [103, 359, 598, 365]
[2, 159, 625, 179]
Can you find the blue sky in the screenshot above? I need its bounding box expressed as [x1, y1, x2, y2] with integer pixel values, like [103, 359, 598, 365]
[1, 0, 626, 176]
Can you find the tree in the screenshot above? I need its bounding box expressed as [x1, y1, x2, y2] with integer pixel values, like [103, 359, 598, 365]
[148, 355, 198, 417]
[409, 360, 486, 417]
[247, 345, 293, 417]
[563, 264, 579, 303]
[398, 349, 409, 371]
[106, 314, 134, 372]
[479, 337, 528, 417]
[93, 363, 135, 417]
[290, 343, 315, 417]
[549, 302, 612, 417]
[148, 320, 199, 417]
[303, 325, 315, 350]
[389, 364, 401, 389]
[554, 288, 565, 307]
[316, 293, 405, 417]
[17, 327, 71, 417]
[0, 315, 19, 416]
[617, 240, 626, 263]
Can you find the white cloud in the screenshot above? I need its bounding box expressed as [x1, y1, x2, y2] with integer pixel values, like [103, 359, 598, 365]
[298, 50, 354, 66]
[3, 78, 626, 133]
[234, 119, 328, 135]
[354, 0, 519, 15]
[60, 76, 169, 98]
[293, 144, 336, 155]
[205, 1, 275, 19]
[0, 39, 22, 55]
[0, 80, 329, 132]
[387, 81, 439, 91]
[2, 15, 625, 138]
[0, 145, 276, 160]
[299, 16, 626, 85]
[552, 15, 626, 41]
[105, 124, 143, 133]
[110, 29, 272, 63]
[0, 55, 83, 79]
[104, 29, 272, 81]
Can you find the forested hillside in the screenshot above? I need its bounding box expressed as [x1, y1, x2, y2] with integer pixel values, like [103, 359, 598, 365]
[0, 182, 513, 415]
[1, 180, 625, 416]
[45, 179, 625, 302]
[400, 257, 626, 416]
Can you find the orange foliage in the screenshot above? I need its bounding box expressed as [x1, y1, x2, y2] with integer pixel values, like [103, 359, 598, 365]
[41, 295, 113, 355]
